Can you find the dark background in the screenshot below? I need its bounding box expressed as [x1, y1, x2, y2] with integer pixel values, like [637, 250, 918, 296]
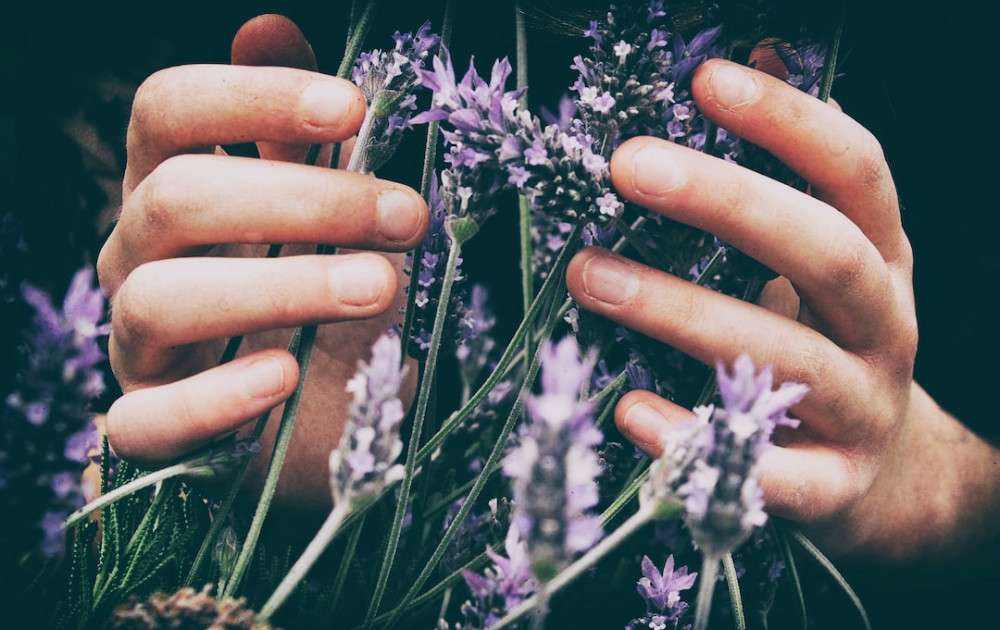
[2, 1, 996, 628]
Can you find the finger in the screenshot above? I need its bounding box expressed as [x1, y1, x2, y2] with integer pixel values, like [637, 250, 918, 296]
[105, 349, 299, 464]
[692, 59, 908, 266]
[609, 137, 897, 350]
[124, 64, 364, 196]
[231, 14, 327, 164]
[100, 153, 427, 289]
[615, 390, 697, 457]
[109, 253, 399, 381]
[567, 247, 878, 442]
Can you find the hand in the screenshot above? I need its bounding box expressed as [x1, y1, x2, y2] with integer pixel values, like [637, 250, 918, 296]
[566, 59, 1000, 567]
[96, 16, 428, 513]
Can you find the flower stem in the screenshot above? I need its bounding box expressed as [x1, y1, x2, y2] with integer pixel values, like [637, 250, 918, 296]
[363, 235, 465, 628]
[693, 553, 722, 630]
[400, 0, 453, 365]
[514, 0, 535, 366]
[222, 324, 316, 598]
[337, 0, 380, 79]
[64, 461, 186, 530]
[490, 508, 653, 630]
[258, 504, 351, 621]
[722, 553, 746, 630]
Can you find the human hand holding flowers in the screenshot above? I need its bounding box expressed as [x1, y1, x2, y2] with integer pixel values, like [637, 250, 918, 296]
[95, 15, 428, 511]
[568, 58, 1000, 566]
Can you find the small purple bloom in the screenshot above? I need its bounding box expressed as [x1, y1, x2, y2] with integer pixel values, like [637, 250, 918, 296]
[503, 337, 604, 581]
[638, 554, 698, 619]
[328, 333, 409, 509]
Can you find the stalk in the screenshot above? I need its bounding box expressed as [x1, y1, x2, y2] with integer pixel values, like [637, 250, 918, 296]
[363, 232, 467, 628]
[489, 508, 653, 630]
[258, 504, 352, 621]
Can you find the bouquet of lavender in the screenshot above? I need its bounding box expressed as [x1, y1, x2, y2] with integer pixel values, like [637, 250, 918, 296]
[8, 3, 875, 630]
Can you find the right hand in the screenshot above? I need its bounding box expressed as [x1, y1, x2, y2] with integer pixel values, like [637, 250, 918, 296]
[96, 15, 428, 512]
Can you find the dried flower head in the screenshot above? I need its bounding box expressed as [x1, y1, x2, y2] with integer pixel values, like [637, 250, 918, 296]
[104, 585, 276, 630]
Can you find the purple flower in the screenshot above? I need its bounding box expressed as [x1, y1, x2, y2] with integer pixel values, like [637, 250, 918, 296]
[642, 355, 808, 558]
[328, 333, 409, 509]
[503, 337, 604, 582]
[350, 22, 440, 172]
[415, 50, 621, 228]
[3, 265, 109, 557]
[455, 284, 498, 391]
[635, 554, 698, 624]
[444, 526, 537, 630]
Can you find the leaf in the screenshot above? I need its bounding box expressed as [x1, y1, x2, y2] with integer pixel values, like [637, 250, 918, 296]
[788, 528, 871, 630]
[771, 521, 807, 630]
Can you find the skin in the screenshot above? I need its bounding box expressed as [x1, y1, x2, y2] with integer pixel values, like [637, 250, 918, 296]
[98, 15, 999, 568]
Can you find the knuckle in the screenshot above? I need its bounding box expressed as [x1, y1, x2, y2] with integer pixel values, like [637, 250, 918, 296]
[128, 68, 175, 142]
[822, 238, 874, 293]
[111, 265, 164, 346]
[134, 156, 190, 235]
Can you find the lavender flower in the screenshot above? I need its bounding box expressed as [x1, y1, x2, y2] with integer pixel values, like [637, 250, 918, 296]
[503, 337, 604, 582]
[350, 22, 439, 173]
[2, 266, 109, 557]
[626, 554, 698, 630]
[444, 527, 537, 630]
[414, 51, 623, 226]
[328, 332, 409, 509]
[642, 355, 807, 557]
[403, 170, 477, 358]
[455, 284, 497, 392]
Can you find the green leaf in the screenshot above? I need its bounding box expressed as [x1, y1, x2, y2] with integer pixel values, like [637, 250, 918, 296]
[771, 521, 807, 630]
[788, 528, 871, 630]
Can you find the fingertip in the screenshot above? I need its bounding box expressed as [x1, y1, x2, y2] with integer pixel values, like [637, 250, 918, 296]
[375, 186, 430, 246]
[327, 253, 398, 312]
[232, 15, 317, 71]
[615, 391, 695, 458]
[299, 79, 366, 137]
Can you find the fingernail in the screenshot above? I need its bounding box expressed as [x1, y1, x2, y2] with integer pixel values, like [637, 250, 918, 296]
[630, 144, 683, 197]
[622, 403, 667, 453]
[708, 63, 760, 110]
[376, 189, 422, 242]
[300, 81, 357, 128]
[582, 254, 639, 305]
[329, 257, 387, 306]
[242, 356, 286, 399]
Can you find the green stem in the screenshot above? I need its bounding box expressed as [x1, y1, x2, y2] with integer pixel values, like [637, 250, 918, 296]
[490, 509, 653, 630]
[693, 553, 721, 630]
[258, 504, 351, 621]
[514, 1, 535, 366]
[363, 236, 465, 628]
[222, 325, 316, 598]
[817, 9, 844, 104]
[400, 0, 453, 366]
[337, 0, 380, 79]
[65, 462, 186, 531]
[722, 553, 746, 630]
